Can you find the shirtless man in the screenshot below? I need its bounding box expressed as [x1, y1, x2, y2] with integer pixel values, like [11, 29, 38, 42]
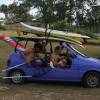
[21, 43, 41, 64]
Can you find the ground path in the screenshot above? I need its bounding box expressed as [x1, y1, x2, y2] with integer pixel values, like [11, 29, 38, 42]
[0, 80, 100, 100]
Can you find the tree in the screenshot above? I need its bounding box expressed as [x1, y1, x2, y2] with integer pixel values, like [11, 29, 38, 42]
[0, 5, 9, 20]
[22, 0, 68, 36]
[86, 5, 100, 33]
[1, 0, 99, 33]
[8, 3, 33, 23]
[0, 2, 33, 23]
[51, 20, 68, 31]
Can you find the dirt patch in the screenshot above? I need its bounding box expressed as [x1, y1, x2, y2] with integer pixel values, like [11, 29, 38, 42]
[0, 81, 100, 100]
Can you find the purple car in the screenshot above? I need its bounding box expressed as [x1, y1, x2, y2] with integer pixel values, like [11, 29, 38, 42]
[3, 36, 100, 88]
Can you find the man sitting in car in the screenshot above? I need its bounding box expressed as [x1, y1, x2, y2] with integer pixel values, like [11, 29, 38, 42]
[50, 46, 67, 68]
[21, 43, 43, 66]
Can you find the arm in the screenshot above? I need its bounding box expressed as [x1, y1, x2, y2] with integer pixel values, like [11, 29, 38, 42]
[20, 48, 33, 64]
[51, 54, 59, 67]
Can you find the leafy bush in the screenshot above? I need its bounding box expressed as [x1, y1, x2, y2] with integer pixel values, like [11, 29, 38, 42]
[51, 20, 68, 31]
[76, 29, 96, 38]
[0, 21, 6, 30]
[0, 25, 6, 30]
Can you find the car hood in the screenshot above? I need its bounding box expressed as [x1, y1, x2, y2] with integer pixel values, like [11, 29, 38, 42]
[84, 57, 100, 68]
[87, 57, 100, 62]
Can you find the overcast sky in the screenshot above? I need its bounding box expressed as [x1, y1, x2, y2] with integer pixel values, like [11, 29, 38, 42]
[0, 0, 14, 5]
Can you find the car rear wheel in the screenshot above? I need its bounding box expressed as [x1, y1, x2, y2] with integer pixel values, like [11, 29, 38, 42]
[9, 70, 25, 84]
[83, 72, 100, 88]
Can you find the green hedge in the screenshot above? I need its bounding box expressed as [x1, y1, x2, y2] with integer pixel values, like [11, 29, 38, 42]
[0, 25, 6, 30]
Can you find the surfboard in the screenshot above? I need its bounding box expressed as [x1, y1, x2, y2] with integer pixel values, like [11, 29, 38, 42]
[21, 22, 90, 39]
[20, 22, 83, 44]
[0, 34, 25, 51]
[66, 33, 90, 39]
[5, 22, 90, 45]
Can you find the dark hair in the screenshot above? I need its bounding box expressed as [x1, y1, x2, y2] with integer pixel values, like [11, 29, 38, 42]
[60, 41, 63, 46]
[34, 42, 43, 53]
[55, 46, 60, 51]
[34, 42, 42, 48]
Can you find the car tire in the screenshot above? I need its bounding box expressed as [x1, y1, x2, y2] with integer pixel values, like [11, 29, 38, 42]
[83, 72, 100, 88]
[9, 70, 25, 84]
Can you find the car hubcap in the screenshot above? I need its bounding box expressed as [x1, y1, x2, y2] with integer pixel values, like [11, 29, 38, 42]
[87, 75, 99, 87]
[11, 72, 22, 83]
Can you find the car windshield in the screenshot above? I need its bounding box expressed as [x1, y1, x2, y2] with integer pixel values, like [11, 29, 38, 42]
[69, 44, 87, 57]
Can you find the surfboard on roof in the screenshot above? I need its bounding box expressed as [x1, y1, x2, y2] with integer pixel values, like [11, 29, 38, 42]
[20, 22, 90, 38]
[5, 22, 90, 45]
[14, 36, 84, 48]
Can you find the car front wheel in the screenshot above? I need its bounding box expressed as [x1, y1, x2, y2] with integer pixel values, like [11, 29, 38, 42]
[83, 72, 100, 88]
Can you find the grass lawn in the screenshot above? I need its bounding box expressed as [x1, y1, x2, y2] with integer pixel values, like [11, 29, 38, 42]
[0, 30, 17, 36]
[73, 45, 100, 58]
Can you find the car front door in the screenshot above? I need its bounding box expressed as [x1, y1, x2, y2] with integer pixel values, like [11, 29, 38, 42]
[41, 53, 81, 82]
[39, 44, 79, 81]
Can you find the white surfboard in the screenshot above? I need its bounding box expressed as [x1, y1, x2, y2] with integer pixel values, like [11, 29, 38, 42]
[20, 22, 90, 39]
